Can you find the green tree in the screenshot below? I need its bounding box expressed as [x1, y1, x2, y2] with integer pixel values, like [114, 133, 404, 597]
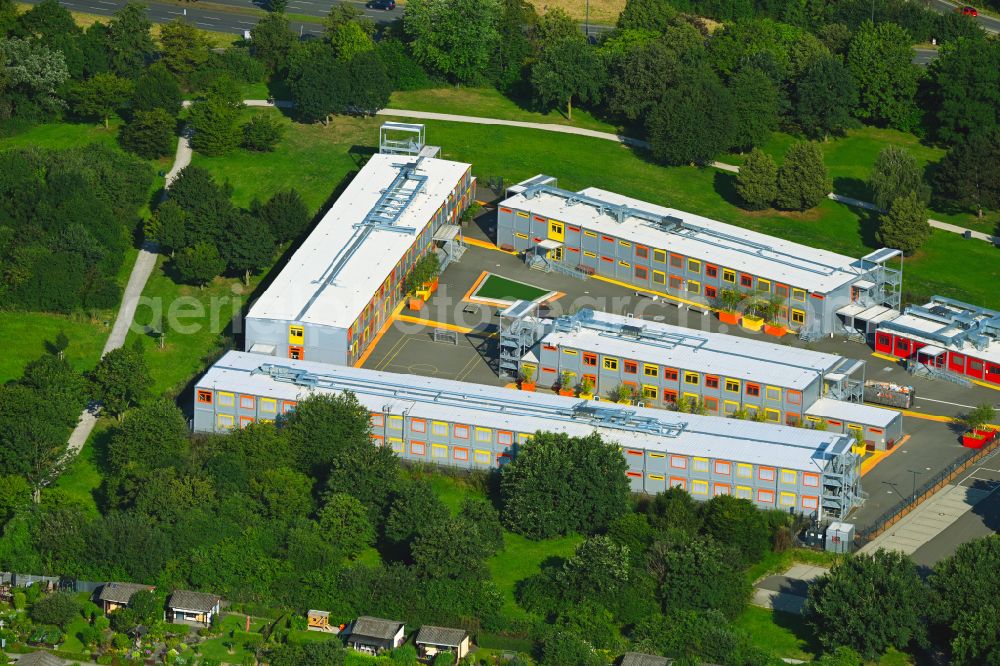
[241, 112, 284, 152]
[106, 399, 188, 473]
[105, 2, 155, 78]
[31, 592, 80, 629]
[775, 141, 830, 211]
[500, 431, 629, 539]
[267, 0, 287, 12]
[699, 494, 771, 568]
[144, 200, 189, 255]
[870, 145, 931, 210]
[932, 129, 1000, 218]
[131, 62, 182, 116]
[0, 0, 18, 34]
[540, 632, 603, 666]
[617, 0, 676, 32]
[345, 50, 392, 116]
[412, 517, 492, 579]
[127, 589, 162, 625]
[220, 210, 275, 284]
[174, 241, 224, 286]
[875, 192, 931, 256]
[728, 67, 779, 151]
[558, 535, 631, 601]
[89, 343, 152, 419]
[19, 354, 90, 423]
[460, 497, 504, 555]
[72, 71, 132, 128]
[929, 535, 1000, 628]
[929, 37, 1000, 144]
[250, 12, 294, 71]
[491, 0, 536, 90]
[806, 549, 929, 658]
[0, 37, 70, 117]
[329, 21, 374, 61]
[159, 20, 211, 78]
[323, 3, 374, 38]
[404, 0, 501, 84]
[647, 69, 734, 166]
[189, 95, 242, 156]
[795, 54, 857, 139]
[949, 605, 1000, 666]
[317, 492, 375, 556]
[120, 108, 175, 159]
[385, 480, 451, 550]
[735, 148, 778, 210]
[250, 467, 313, 523]
[288, 46, 350, 123]
[847, 21, 919, 131]
[535, 7, 577, 43]
[0, 475, 32, 524]
[253, 188, 309, 243]
[654, 537, 750, 619]
[531, 37, 604, 120]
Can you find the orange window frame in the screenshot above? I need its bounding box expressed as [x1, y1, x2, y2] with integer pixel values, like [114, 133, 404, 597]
[704, 397, 718, 411]
[787, 390, 802, 405]
[197, 390, 213, 404]
[669, 455, 687, 469]
[758, 466, 776, 482]
[454, 424, 470, 439]
[705, 375, 719, 389]
[239, 416, 254, 427]
[282, 401, 296, 414]
[663, 389, 678, 403]
[624, 360, 638, 374]
[664, 367, 679, 381]
[714, 483, 730, 496]
[705, 264, 718, 278]
[757, 489, 775, 504]
[498, 430, 514, 445]
[410, 441, 426, 455]
[635, 245, 649, 259]
[411, 418, 426, 433]
[454, 447, 469, 461]
[669, 477, 686, 489]
[803, 472, 820, 487]
[240, 395, 255, 410]
[746, 383, 761, 397]
[669, 253, 684, 268]
[714, 460, 731, 475]
[583, 353, 597, 366]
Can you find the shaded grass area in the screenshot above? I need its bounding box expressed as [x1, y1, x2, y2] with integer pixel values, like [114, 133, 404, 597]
[732, 606, 817, 662]
[475, 274, 550, 302]
[0, 312, 109, 383]
[486, 531, 583, 619]
[389, 87, 620, 134]
[0, 117, 123, 149]
[51, 419, 113, 515]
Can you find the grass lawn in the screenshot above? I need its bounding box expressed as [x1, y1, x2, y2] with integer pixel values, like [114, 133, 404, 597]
[474, 274, 551, 302]
[733, 606, 816, 661]
[0, 312, 109, 383]
[61, 615, 92, 654]
[51, 419, 113, 515]
[288, 629, 344, 644]
[198, 614, 269, 663]
[414, 470, 488, 514]
[126, 255, 262, 398]
[390, 86, 620, 134]
[0, 117, 124, 150]
[524, 0, 624, 23]
[487, 531, 583, 619]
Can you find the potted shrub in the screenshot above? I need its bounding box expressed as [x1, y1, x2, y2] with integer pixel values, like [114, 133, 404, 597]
[405, 253, 440, 299]
[715, 288, 743, 325]
[613, 383, 636, 404]
[578, 376, 595, 399]
[959, 403, 997, 448]
[762, 296, 787, 337]
[520, 366, 536, 392]
[741, 298, 769, 332]
[558, 371, 575, 396]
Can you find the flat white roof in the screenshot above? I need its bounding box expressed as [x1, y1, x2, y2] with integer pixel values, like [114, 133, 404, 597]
[198, 352, 853, 471]
[806, 398, 900, 429]
[501, 182, 870, 294]
[542, 310, 841, 390]
[247, 154, 470, 330]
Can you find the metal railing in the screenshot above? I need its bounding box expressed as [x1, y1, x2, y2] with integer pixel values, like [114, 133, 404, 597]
[855, 436, 1000, 544]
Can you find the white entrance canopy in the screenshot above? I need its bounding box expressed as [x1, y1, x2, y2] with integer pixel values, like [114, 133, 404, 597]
[917, 345, 947, 357]
[537, 239, 562, 250]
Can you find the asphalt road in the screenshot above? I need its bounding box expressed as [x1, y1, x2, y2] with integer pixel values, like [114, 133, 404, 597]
[927, 0, 1000, 33]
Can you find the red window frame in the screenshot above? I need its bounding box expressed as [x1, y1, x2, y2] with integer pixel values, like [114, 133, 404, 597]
[626, 471, 642, 479]
[787, 390, 802, 405]
[705, 285, 717, 299]
[775, 283, 789, 298]
[664, 367, 679, 381]
[454, 424, 470, 439]
[669, 275, 683, 289]
[240, 395, 255, 410]
[746, 383, 761, 397]
[197, 390, 213, 404]
[705, 264, 718, 278]
[583, 353, 597, 367]
[454, 447, 469, 461]
[635, 245, 649, 259]
[827, 419, 842, 427]
[758, 466, 776, 482]
[663, 389, 678, 403]
[757, 489, 775, 504]
[739, 274, 753, 288]
[669, 253, 684, 268]
[635, 265, 648, 280]
[705, 375, 719, 389]
[626, 449, 643, 457]
[624, 360, 638, 374]
[704, 397, 718, 411]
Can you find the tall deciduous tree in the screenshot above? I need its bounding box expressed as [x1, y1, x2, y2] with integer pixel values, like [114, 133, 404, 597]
[89, 343, 152, 420]
[0, 37, 69, 117]
[654, 536, 750, 619]
[806, 549, 929, 658]
[174, 241, 224, 286]
[795, 54, 857, 139]
[699, 494, 771, 568]
[500, 431, 629, 539]
[929, 37, 1000, 145]
[105, 3, 155, 78]
[159, 20, 211, 79]
[736, 148, 778, 211]
[647, 68, 734, 166]
[106, 399, 188, 473]
[189, 94, 242, 156]
[404, 0, 501, 84]
[617, 0, 676, 32]
[250, 12, 294, 71]
[346, 50, 392, 115]
[847, 20, 919, 131]
[932, 129, 1000, 218]
[0, 385, 72, 485]
[220, 210, 275, 284]
[775, 141, 830, 211]
[131, 62, 182, 116]
[329, 21, 374, 61]
[288, 47, 350, 124]
[241, 112, 284, 151]
[869, 146, 930, 211]
[727, 67, 779, 151]
[317, 492, 375, 556]
[72, 72, 132, 128]
[253, 189, 310, 243]
[531, 37, 604, 120]
[491, 0, 536, 90]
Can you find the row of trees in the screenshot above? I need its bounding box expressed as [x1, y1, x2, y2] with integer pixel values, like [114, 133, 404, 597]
[0, 144, 153, 313]
[144, 165, 309, 285]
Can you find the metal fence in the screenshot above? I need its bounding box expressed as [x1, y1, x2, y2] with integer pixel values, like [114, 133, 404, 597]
[0, 572, 104, 594]
[856, 436, 1000, 544]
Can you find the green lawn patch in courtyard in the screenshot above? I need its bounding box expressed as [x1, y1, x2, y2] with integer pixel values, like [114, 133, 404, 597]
[733, 605, 817, 661]
[473, 274, 551, 302]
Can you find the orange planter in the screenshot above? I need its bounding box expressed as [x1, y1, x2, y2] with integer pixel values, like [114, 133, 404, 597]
[408, 297, 424, 311]
[718, 311, 740, 325]
[764, 323, 788, 337]
[558, 389, 575, 397]
[521, 382, 536, 392]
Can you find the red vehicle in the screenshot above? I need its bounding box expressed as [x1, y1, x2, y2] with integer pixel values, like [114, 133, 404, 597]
[959, 5, 978, 16]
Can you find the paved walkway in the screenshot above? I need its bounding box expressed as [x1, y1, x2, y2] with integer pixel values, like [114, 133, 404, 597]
[64, 132, 192, 457]
[751, 564, 829, 615]
[858, 484, 994, 556]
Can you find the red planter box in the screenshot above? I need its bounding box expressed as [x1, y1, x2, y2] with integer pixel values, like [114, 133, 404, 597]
[974, 428, 997, 442]
[521, 382, 536, 392]
[558, 389, 575, 397]
[764, 324, 788, 337]
[962, 432, 988, 449]
[718, 311, 740, 325]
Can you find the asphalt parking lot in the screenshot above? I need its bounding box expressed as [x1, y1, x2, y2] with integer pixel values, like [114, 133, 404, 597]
[361, 211, 1000, 537]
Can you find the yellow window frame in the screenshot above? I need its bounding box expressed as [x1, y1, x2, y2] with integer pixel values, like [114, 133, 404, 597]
[736, 463, 753, 479]
[217, 414, 235, 429]
[736, 485, 752, 499]
[516, 211, 529, 218]
[389, 438, 404, 453]
[584, 230, 598, 237]
[684, 392, 699, 404]
[806, 416, 821, 424]
[688, 258, 701, 273]
[652, 270, 666, 285]
[757, 278, 771, 293]
[584, 251, 597, 258]
[648, 473, 665, 481]
[517, 433, 531, 444]
[603, 356, 619, 371]
[724, 400, 740, 414]
[643, 363, 658, 377]
[562, 348, 578, 355]
[779, 492, 796, 507]
[765, 408, 781, 422]
[515, 232, 528, 239]
[474, 450, 491, 464]
[218, 392, 235, 407]
[642, 385, 658, 399]
[475, 427, 492, 443]
[792, 288, 806, 302]
[684, 371, 699, 385]
[260, 398, 277, 413]
[687, 279, 700, 294]
[431, 444, 448, 458]
[653, 249, 667, 263]
[765, 386, 781, 401]
[388, 415, 403, 430]
[781, 469, 797, 484]
[791, 309, 806, 324]
[619, 240, 631, 247]
[722, 269, 736, 283]
[725, 378, 741, 393]
[618, 260, 631, 268]
[431, 420, 449, 437]
[693, 457, 710, 472]
[692, 480, 709, 495]
[648, 452, 665, 459]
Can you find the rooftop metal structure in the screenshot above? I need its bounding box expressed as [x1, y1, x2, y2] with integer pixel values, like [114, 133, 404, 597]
[379, 122, 425, 156]
[889, 295, 1000, 351]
